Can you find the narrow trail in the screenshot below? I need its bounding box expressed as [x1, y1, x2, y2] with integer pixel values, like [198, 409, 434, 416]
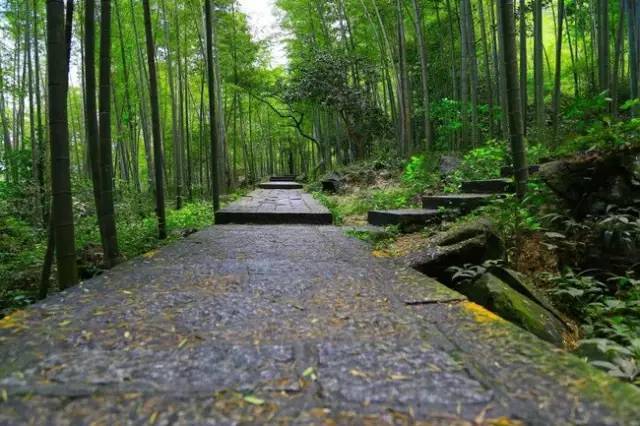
[1, 185, 639, 424]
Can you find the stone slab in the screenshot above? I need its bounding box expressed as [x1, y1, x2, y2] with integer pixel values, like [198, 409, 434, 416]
[270, 175, 297, 182]
[216, 189, 332, 225]
[461, 178, 514, 194]
[368, 208, 441, 227]
[422, 193, 495, 211]
[259, 181, 303, 189]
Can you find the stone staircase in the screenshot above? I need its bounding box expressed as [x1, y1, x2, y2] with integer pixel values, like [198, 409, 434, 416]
[258, 176, 303, 190]
[216, 177, 332, 225]
[269, 175, 297, 182]
[368, 178, 514, 228]
[258, 181, 303, 189]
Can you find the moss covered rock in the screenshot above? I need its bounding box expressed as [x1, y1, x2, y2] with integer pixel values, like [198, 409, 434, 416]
[405, 218, 505, 283]
[459, 273, 570, 347]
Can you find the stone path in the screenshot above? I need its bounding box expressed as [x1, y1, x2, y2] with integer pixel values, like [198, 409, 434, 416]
[1, 190, 640, 424]
[216, 189, 332, 225]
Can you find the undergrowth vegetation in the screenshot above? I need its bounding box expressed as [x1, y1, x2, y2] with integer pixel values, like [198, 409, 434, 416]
[0, 182, 217, 315]
[311, 157, 422, 225]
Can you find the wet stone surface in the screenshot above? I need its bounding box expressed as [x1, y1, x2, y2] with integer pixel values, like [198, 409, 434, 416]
[1, 225, 640, 424]
[258, 182, 304, 190]
[216, 189, 332, 224]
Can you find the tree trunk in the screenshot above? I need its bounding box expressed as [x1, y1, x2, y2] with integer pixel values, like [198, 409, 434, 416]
[519, 0, 528, 133]
[0, 61, 12, 183]
[396, 0, 412, 156]
[84, 0, 106, 246]
[533, 0, 544, 133]
[27, 0, 40, 219]
[628, 0, 639, 116]
[411, 0, 433, 150]
[129, 0, 154, 191]
[552, 0, 565, 143]
[597, 0, 610, 93]
[98, 0, 120, 267]
[160, 0, 183, 210]
[500, 0, 529, 198]
[478, 0, 496, 138]
[612, 0, 624, 116]
[462, 0, 480, 146]
[493, 0, 510, 139]
[34, 0, 46, 222]
[47, 0, 78, 288]
[142, 0, 167, 239]
[211, 9, 228, 193]
[205, 0, 220, 211]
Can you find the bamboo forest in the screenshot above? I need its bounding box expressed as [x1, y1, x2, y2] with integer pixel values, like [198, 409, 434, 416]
[1, 0, 640, 423]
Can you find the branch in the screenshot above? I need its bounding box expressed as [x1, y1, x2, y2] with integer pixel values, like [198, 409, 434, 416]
[248, 92, 320, 148]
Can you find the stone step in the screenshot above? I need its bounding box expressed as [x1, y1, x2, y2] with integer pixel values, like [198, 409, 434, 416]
[259, 181, 303, 190]
[270, 175, 297, 182]
[422, 193, 495, 211]
[368, 209, 441, 227]
[461, 179, 514, 194]
[216, 211, 333, 225]
[500, 164, 540, 178]
[216, 189, 332, 225]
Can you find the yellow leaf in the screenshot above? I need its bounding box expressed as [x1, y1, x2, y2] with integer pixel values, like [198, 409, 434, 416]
[349, 369, 368, 378]
[178, 338, 188, 348]
[143, 250, 158, 259]
[59, 320, 71, 327]
[389, 374, 409, 381]
[1, 389, 7, 402]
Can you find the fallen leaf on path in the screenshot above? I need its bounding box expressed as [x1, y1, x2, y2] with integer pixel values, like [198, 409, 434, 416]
[350, 369, 369, 378]
[302, 367, 317, 381]
[243, 395, 265, 405]
[389, 373, 409, 381]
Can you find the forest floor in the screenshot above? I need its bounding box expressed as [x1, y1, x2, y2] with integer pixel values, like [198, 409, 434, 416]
[1, 188, 640, 424]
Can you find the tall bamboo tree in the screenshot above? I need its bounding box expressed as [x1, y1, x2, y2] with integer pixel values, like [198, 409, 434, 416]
[205, 0, 220, 211]
[47, 0, 78, 288]
[98, 0, 120, 267]
[500, 0, 529, 198]
[411, 0, 433, 150]
[142, 0, 167, 239]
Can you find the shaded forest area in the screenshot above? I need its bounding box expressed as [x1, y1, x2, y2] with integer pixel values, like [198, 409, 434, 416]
[1, 0, 639, 382]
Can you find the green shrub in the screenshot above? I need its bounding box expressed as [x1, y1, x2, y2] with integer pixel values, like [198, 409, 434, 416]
[443, 140, 551, 193]
[549, 269, 640, 383]
[402, 155, 439, 190]
[557, 117, 640, 155]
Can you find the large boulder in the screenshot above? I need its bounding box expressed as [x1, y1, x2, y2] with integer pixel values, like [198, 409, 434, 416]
[439, 155, 461, 176]
[459, 273, 570, 346]
[321, 173, 343, 193]
[540, 149, 640, 218]
[405, 218, 505, 283]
